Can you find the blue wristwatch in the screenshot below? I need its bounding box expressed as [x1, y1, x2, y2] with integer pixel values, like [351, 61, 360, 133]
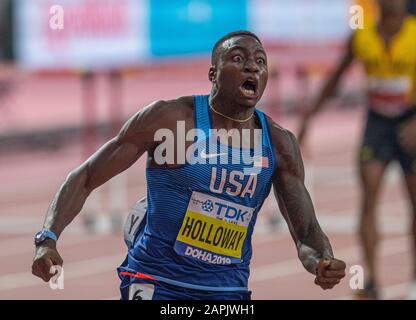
[34, 229, 57, 246]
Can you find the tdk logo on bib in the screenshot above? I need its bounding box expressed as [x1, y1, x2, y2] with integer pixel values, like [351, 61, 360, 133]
[214, 202, 249, 223]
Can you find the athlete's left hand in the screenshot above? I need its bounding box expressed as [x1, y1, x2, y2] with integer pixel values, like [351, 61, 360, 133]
[398, 117, 416, 152]
[314, 258, 346, 290]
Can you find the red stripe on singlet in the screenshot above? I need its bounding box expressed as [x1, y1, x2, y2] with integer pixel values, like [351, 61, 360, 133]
[119, 271, 158, 281]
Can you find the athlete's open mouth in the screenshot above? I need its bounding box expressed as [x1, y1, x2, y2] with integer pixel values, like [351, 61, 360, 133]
[240, 79, 258, 98]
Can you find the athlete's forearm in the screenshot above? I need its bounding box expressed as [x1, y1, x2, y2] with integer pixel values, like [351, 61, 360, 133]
[307, 39, 354, 119]
[42, 166, 91, 239]
[307, 68, 346, 118]
[296, 226, 334, 275]
[42, 140, 140, 239]
[274, 180, 334, 274]
[281, 184, 334, 274]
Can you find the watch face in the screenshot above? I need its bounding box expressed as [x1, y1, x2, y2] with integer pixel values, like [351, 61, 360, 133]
[34, 230, 56, 245]
[34, 231, 45, 244]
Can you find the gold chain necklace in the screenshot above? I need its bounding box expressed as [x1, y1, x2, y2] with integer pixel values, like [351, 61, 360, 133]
[209, 103, 254, 123]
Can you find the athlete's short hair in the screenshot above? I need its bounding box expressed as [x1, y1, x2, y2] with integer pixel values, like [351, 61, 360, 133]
[211, 30, 262, 65]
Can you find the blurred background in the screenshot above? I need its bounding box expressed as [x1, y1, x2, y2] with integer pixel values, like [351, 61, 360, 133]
[0, 0, 414, 299]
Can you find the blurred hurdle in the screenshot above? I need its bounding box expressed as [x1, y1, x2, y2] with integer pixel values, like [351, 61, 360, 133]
[81, 69, 130, 234]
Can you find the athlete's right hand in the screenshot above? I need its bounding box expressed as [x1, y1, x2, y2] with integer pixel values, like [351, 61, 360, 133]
[32, 239, 63, 282]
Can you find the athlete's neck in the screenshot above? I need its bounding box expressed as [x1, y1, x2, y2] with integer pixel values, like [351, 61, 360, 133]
[209, 91, 255, 129]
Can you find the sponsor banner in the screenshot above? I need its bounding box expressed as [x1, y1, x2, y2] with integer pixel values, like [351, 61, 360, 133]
[249, 0, 351, 42]
[14, 0, 147, 70]
[149, 0, 248, 57]
[14, 0, 353, 70]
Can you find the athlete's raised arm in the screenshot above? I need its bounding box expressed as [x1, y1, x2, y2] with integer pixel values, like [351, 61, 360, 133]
[31, 99, 177, 282]
[269, 120, 346, 290]
[297, 34, 354, 145]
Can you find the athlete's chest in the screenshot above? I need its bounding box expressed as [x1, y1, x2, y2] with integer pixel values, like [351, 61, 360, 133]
[163, 141, 275, 203]
[358, 31, 416, 73]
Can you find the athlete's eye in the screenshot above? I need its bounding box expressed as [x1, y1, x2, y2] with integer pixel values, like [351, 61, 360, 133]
[233, 55, 243, 63]
[257, 58, 266, 65]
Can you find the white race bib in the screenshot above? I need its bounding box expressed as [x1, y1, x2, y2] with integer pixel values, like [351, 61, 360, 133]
[123, 197, 147, 249]
[367, 76, 412, 116]
[128, 283, 155, 300]
[174, 191, 254, 265]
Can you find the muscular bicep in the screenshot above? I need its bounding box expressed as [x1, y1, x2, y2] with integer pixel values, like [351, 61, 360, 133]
[338, 33, 354, 72]
[273, 166, 318, 242]
[76, 102, 160, 192]
[80, 137, 143, 191]
[323, 34, 355, 90]
[272, 130, 323, 243]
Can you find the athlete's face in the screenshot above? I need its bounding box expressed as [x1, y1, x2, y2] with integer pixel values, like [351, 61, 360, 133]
[209, 36, 268, 107]
[378, 0, 407, 16]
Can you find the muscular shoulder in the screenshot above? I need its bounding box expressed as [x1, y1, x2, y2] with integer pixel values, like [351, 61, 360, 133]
[152, 96, 194, 119]
[118, 95, 194, 148]
[138, 96, 194, 129]
[264, 115, 298, 156]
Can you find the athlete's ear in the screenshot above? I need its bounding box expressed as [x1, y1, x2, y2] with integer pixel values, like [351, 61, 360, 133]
[208, 66, 217, 83]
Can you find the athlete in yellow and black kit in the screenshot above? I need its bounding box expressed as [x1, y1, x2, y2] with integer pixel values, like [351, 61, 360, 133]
[298, 0, 416, 299]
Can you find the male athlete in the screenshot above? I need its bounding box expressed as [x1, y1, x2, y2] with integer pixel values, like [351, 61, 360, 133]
[298, 0, 416, 299]
[32, 31, 346, 300]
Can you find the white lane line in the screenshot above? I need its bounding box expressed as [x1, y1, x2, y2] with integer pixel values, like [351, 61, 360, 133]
[0, 219, 280, 259]
[335, 282, 411, 300]
[304, 163, 402, 185]
[258, 197, 409, 236]
[249, 235, 409, 283]
[315, 212, 410, 235]
[0, 202, 408, 236]
[1, 210, 403, 260]
[0, 234, 112, 258]
[383, 283, 412, 300]
[0, 253, 124, 292]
